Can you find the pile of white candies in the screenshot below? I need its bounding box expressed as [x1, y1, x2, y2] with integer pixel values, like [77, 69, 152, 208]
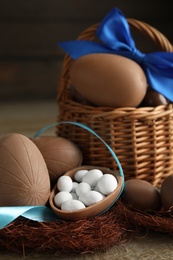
[54, 168, 118, 212]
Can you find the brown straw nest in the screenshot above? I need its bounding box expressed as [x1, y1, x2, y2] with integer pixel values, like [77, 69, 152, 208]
[1, 200, 173, 255]
[121, 202, 173, 234]
[0, 200, 130, 255]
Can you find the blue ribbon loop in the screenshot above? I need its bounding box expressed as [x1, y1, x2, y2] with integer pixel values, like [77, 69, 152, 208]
[0, 122, 124, 229]
[58, 7, 173, 102]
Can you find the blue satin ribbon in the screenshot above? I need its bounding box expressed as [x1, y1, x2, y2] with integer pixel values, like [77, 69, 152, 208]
[58, 7, 173, 102]
[0, 122, 124, 229]
[0, 206, 58, 229]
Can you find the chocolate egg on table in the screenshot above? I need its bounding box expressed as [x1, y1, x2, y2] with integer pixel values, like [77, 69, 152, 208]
[69, 53, 147, 107]
[121, 179, 161, 211]
[160, 174, 173, 211]
[31, 136, 83, 186]
[0, 133, 50, 206]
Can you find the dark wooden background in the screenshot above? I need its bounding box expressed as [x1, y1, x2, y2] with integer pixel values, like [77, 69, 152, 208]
[0, 0, 172, 101]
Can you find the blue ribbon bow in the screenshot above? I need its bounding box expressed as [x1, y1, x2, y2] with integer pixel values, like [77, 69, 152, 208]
[58, 7, 173, 102]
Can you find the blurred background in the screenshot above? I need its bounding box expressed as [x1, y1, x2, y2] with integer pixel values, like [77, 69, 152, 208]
[0, 0, 172, 102]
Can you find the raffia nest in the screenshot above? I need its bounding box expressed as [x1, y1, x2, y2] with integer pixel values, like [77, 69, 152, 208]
[0, 201, 129, 255]
[1, 200, 173, 255]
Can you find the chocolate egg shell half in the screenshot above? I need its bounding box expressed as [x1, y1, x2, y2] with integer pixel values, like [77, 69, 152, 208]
[31, 136, 83, 187]
[121, 179, 162, 211]
[49, 165, 124, 220]
[0, 133, 51, 206]
[160, 174, 173, 211]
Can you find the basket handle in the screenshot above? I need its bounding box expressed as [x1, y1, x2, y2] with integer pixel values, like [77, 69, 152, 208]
[127, 18, 173, 52]
[57, 18, 173, 101]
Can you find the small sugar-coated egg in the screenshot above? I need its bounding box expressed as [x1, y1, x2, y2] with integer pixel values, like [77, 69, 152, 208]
[97, 174, 118, 195]
[61, 199, 86, 212]
[76, 182, 91, 196]
[71, 181, 79, 193]
[82, 169, 103, 187]
[74, 169, 88, 182]
[79, 190, 104, 206]
[70, 192, 78, 200]
[54, 191, 73, 208]
[57, 176, 73, 192]
[93, 185, 106, 197]
[94, 185, 100, 192]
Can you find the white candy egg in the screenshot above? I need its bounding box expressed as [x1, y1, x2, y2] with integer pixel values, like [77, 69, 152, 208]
[93, 186, 106, 198]
[54, 191, 73, 208]
[94, 184, 101, 192]
[61, 199, 86, 212]
[71, 181, 79, 192]
[57, 176, 73, 192]
[82, 169, 103, 187]
[79, 190, 104, 206]
[70, 192, 78, 200]
[74, 169, 88, 182]
[97, 174, 118, 195]
[76, 182, 91, 196]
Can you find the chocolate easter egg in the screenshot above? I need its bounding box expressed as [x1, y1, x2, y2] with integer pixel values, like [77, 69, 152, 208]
[121, 179, 161, 211]
[160, 174, 173, 211]
[142, 88, 170, 106]
[0, 133, 50, 206]
[70, 53, 147, 107]
[31, 136, 83, 186]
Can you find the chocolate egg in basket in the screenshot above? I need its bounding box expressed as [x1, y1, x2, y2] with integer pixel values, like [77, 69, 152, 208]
[49, 165, 124, 220]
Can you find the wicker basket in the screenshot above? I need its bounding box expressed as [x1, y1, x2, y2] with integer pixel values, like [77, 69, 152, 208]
[56, 18, 173, 189]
